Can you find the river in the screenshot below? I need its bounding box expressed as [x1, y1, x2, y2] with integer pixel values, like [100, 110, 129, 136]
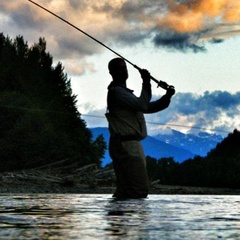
[0, 194, 240, 239]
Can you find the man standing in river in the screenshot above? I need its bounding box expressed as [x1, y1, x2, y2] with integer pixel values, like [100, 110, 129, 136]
[106, 58, 175, 198]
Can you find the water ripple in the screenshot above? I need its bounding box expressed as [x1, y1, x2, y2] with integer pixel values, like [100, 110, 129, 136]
[0, 194, 240, 239]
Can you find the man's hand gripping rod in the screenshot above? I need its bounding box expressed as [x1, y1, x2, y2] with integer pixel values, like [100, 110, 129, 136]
[131, 64, 171, 90]
[28, 0, 173, 90]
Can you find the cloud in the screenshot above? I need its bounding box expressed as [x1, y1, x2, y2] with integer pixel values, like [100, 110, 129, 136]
[79, 91, 240, 136]
[105, 0, 240, 52]
[78, 103, 107, 128]
[152, 31, 206, 53]
[153, 0, 240, 32]
[1, 0, 240, 69]
[10, 6, 46, 30]
[160, 91, 240, 134]
[148, 0, 240, 52]
[1, 1, 239, 137]
[173, 91, 240, 114]
[209, 38, 224, 44]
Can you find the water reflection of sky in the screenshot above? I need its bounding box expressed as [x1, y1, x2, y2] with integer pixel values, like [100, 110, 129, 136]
[105, 198, 150, 239]
[0, 194, 240, 239]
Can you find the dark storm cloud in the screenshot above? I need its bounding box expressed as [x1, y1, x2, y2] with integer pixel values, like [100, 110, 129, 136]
[1, 0, 240, 60]
[141, 91, 240, 135]
[152, 31, 206, 53]
[172, 91, 240, 115]
[81, 90, 239, 135]
[209, 38, 224, 44]
[151, 25, 233, 52]
[107, 0, 240, 53]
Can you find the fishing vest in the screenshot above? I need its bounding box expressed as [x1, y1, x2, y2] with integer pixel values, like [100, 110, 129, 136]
[105, 108, 147, 140]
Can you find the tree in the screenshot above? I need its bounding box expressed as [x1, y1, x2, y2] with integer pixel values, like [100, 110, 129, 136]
[145, 130, 240, 188]
[0, 34, 106, 172]
[146, 156, 159, 181]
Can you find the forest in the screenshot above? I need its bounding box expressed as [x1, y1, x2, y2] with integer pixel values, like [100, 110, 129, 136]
[0, 33, 106, 172]
[146, 129, 240, 189]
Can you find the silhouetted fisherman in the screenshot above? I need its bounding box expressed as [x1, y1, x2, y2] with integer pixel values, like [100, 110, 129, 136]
[106, 58, 175, 199]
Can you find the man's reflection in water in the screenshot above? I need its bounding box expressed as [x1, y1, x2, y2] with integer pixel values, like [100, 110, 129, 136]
[105, 198, 150, 238]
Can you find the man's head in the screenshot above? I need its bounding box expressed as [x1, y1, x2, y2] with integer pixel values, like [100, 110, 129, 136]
[108, 58, 128, 83]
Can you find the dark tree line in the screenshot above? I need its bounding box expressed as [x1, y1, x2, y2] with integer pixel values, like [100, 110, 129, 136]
[0, 34, 106, 172]
[146, 129, 240, 189]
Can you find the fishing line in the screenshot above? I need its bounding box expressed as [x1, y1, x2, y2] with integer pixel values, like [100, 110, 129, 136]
[27, 0, 173, 90]
[80, 114, 230, 134]
[0, 103, 230, 133]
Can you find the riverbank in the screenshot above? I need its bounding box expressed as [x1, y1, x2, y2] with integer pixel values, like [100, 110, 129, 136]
[1, 182, 240, 195]
[1, 170, 240, 195]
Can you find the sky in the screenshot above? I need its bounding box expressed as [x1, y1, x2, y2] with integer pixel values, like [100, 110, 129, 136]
[0, 0, 240, 137]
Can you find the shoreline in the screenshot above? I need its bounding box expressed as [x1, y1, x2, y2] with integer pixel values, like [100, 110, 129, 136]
[1, 181, 240, 195]
[1, 169, 240, 195]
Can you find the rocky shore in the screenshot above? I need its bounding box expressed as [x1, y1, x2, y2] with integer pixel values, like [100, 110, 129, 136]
[1, 168, 240, 195]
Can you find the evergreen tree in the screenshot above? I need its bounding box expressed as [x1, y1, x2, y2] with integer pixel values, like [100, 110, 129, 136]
[0, 34, 106, 172]
[146, 129, 240, 188]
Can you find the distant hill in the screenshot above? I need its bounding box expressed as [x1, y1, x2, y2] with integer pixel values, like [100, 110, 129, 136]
[90, 127, 196, 166]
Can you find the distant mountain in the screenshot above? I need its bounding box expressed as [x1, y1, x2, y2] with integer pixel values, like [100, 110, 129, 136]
[153, 129, 223, 157]
[90, 127, 197, 166]
[141, 135, 195, 161]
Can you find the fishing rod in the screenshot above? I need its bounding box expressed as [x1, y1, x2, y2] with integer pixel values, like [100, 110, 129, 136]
[28, 0, 173, 90]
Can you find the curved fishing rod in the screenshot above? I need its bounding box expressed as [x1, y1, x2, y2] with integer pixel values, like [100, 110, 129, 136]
[28, 0, 173, 90]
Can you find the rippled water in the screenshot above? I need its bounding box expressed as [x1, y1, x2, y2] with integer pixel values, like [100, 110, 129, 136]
[0, 194, 240, 239]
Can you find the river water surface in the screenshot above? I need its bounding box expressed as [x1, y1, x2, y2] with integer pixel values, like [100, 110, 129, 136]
[0, 194, 240, 239]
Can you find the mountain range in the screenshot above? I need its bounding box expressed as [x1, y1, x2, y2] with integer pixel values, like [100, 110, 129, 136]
[90, 127, 223, 166]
